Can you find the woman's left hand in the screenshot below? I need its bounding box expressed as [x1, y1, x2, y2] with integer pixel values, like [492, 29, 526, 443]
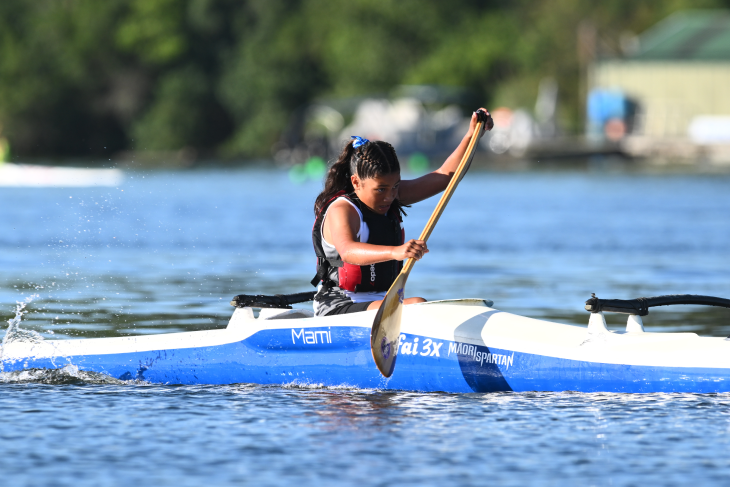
[469, 108, 494, 135]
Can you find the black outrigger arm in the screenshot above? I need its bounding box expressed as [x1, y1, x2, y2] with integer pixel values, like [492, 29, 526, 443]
[230, 291, 317, 309]
[585, 293, 730, 316]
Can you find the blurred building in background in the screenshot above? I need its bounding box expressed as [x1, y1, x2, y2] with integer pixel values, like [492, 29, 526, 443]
[273, 85, 474, 167]
[589, 10, 730, 163]
[275, 81, 569, 167]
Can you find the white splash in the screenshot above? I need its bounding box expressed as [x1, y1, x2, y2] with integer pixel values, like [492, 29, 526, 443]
[281, 380, 379, 392]
[0, 364, 130, 384]
[1, 295, 44, 371]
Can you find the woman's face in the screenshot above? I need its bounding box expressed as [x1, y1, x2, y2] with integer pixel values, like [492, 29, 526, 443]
[351, 171, 400, 215]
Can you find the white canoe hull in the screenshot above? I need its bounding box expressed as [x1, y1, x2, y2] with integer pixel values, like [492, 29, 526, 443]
[3, 300, 730, 393]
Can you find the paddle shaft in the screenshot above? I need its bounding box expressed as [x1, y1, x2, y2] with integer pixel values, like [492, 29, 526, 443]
[400, 116, 485, 276]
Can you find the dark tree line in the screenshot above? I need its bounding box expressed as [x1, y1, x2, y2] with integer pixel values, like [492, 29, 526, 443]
[0, 0, 725, 161]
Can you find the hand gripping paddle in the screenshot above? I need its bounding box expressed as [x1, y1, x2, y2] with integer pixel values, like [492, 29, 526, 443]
[370, 109, 491, 377]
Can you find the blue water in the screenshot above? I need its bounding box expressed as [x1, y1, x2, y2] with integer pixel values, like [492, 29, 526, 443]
[2, 167, 730, 485]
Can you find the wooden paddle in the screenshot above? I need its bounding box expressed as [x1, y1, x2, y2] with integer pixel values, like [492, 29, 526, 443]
[370, 109, 491, 377]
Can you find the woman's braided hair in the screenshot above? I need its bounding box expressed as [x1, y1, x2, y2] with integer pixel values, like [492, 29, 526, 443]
[314, 139, 406, 215]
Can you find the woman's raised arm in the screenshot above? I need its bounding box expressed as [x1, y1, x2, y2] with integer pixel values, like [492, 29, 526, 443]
[398, 108, 493, 205]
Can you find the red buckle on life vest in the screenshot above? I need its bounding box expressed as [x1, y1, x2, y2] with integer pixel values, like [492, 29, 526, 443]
[337, 263, 362, 292]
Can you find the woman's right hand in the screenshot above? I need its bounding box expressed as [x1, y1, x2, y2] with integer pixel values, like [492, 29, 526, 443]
[392, 239, 429, 261]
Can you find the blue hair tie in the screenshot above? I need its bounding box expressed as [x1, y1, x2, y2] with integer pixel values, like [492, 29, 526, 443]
[351, 136, 369, 149]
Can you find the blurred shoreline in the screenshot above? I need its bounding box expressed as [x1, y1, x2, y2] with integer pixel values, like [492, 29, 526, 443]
[5, 152, 730, 174]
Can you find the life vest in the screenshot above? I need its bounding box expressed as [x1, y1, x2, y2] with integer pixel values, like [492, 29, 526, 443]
[311, 191, 404, 293]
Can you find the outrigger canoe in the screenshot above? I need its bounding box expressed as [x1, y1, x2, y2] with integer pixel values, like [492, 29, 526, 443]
[2, 293, 730, 393]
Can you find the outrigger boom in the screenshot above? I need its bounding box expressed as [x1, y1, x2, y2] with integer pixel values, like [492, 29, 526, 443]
[3, 293, 730, 393]
[585, 293, 730, 316]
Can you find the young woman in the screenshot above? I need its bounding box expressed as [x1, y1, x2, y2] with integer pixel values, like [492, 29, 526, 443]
[311, 108, 493, 316]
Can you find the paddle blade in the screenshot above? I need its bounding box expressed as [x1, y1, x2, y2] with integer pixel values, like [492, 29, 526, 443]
[370, 273, 409, 377]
